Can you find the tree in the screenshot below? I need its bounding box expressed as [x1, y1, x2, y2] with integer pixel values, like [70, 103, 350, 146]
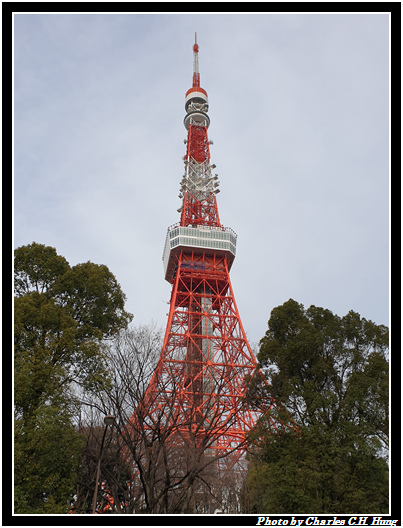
[74, 324, 250, 514]
[242, 299, 389, 514]
[14, 405, 86, 514]
[69, 407, 134, 514]
[14, 242, 132, 513]
[72, 325, 162, 514]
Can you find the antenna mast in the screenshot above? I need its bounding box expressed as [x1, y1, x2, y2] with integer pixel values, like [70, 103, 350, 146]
[192, 32, 200, 87]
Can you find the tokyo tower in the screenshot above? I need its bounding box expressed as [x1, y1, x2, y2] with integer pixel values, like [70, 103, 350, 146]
[136, 35, 284, 477]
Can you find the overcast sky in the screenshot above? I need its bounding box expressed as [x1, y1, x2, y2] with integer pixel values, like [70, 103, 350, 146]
[13, 12, 390, 347]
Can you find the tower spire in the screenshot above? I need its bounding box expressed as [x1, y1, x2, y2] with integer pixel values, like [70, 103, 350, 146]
[180, 37, 219, 228]
[192, 32, 200, 87]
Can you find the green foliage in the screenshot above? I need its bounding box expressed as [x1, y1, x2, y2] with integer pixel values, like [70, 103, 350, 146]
[14, 242, 70, 296]
[14, 242, 133, 513]
[15, 242, 132, 339]
[243, 299, 389, 514]
[14, 407, 86, 513]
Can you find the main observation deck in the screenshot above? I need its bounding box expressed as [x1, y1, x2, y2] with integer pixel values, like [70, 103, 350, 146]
[163, 223, 237, 283]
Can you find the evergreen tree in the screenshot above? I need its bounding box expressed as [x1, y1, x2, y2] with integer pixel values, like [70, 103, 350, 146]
[14, 242, 132, 513]
[243, 299, 389, 514]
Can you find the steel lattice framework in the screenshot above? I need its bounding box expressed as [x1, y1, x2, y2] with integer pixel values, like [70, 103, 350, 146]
[131, 34, 288, 476]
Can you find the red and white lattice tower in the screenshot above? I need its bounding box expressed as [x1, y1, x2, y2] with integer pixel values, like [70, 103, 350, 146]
[137, 35, 284, 473]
